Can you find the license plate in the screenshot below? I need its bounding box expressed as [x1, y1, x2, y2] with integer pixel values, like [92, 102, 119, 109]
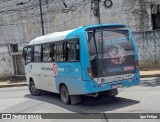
[112, 84, 122, 89]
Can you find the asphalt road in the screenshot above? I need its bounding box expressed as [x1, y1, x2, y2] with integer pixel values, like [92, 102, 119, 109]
[0, 77, 160, 122]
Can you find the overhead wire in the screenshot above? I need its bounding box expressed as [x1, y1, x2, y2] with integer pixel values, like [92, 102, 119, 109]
[46, 1, 90, 28]
[0, 0, 91, 28]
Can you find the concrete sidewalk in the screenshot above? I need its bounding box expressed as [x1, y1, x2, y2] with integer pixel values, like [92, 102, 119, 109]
[0, 81, 27, 88]
[0, 70, 160, 88]
[0, 78, 27, 88]
[140, 70, 160, 78]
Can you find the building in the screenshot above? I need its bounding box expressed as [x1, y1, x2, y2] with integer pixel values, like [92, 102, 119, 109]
[0, 0, 160, 78]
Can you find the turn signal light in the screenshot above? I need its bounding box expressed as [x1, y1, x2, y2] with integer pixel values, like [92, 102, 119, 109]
[135, 60, 139, 69]
[87, 67, 93, 77]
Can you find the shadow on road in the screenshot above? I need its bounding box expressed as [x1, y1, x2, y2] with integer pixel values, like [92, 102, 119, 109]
[24, 93, 140, 113]
[140, 77, 160, 87]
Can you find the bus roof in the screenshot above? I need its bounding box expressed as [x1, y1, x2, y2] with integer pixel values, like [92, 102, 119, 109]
[28, 24, 126, 45]
[28, 29, 76, 45]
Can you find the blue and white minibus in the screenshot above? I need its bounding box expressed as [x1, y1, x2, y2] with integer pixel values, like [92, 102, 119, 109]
[23, 24, 140, 104]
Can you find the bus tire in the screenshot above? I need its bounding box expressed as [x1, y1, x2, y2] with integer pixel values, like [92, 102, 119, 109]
[60, 85, 70, 105]
[29, 81, 41, 96]
[109, 88, 118, 97]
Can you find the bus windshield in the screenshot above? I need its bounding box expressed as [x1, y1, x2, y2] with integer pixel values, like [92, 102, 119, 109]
[87, 28, 136, 78]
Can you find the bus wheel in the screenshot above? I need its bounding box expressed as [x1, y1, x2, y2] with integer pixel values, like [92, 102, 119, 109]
[60, 85, 70, 105]
[109, 88, 118, 98]
[29, 81, 41, 96]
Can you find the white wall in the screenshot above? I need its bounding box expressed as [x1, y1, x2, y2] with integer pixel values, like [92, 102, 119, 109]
[1, 0, 158, 44]
[0, 45, 12, 77]
[0, 0, 160, 77]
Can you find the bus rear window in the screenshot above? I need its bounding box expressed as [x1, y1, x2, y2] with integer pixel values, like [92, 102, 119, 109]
[87, 28, 136, 77]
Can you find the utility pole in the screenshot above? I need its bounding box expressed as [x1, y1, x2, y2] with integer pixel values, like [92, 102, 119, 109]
[17, 0, 45, 35]
[92, 0, 101, 24]
[39, 0, 45, 35]
[91, 0, 113, 24]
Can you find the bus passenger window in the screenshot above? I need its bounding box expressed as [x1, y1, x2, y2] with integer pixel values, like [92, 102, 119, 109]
[76, 41, 80, 61]
[55, 42, 65, 61]
[66, 40, 79, 61]
[42, 44, 52, 62]
[50, 43, 56, 61]
[52, 43, 56, 61]
[34, 45, 41, 62]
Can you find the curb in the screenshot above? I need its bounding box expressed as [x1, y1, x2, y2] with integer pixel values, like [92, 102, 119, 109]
[140, 74, 160, 78]
[0, 83, 27, 88]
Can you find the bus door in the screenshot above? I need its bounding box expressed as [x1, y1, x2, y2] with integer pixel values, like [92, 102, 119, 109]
[37, 43, 57, 92]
